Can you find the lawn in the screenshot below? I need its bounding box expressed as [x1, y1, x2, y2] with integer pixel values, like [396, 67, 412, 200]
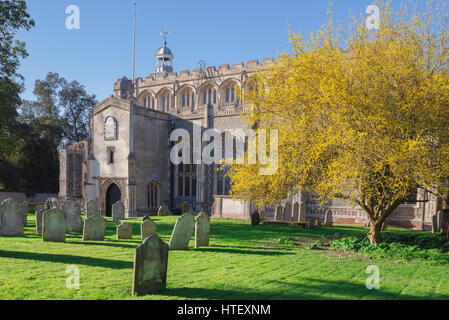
[0, 213, 449, 300]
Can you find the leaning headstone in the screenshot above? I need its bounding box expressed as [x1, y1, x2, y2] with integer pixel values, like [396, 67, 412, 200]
[117, 222, 133, 240]
[63, 201, 83, 233]
[250, 211, 260, 226]
[324, 209, 333, 227]
[0, 198, 24, 235]
[35, 208, 45, 235]
[83, 215, 106, 241]
[274, 205, 283, 221]
[86, 200, 99, 218]
[157, 205, 172, 216]
[195, 212, 210, 248]
[112, 201, 125, 222]
[132, 235, 169, 295]
[42, 208, 67, 242]
[169, 212, 195, 250]
[141, 218, 157, 239]
[182, 202, 190, 214]
[432, 214, 438, 234]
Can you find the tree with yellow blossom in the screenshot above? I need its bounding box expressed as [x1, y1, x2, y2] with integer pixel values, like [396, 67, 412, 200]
[228, 1, 449, 244]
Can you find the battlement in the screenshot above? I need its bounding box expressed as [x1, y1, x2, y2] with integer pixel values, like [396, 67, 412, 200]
[137, 57, 275, 86]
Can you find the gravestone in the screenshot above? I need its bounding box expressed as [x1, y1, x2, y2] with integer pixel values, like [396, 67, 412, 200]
[260, 210, 265, 221]
[169, 212, 195, 250]
[21, 201, 28, 226]
[45, 197, 62, 211]
[432, 214, 438, 233]
[283, 203, 292, 221]
[132, 235, 169, 295]
[63, 201, 83, 233]
[250, 211, 260, 226]
[274, 205, 283, 221]
[157, 205, 172, 216]
[292, 202, 299, 222]
[437, 210, 443, 233]
[324, 209, 333, 227]
[299, 202, 307, 223]
[112, 201, 125, 222]
[83, 215, 106, 241]
[195, 212, 210, 248]
[117, 222, 133, 240]
[143, 215, 150, 222]
[86, 200, 99, 218]
[42, 208, 67, 242]
[182, 202, 189, 214]
[141, 218, 157, 239]
[0, 198, 24, 235]
[35, 208, 45, 235]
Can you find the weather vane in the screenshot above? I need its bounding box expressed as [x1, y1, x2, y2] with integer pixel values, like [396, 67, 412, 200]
[160, 26, 169, 44]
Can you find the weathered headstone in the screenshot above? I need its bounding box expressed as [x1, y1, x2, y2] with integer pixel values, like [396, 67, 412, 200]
[35, 208, 45, 235]
[45, 197, 62, 211]
[195, 212, 210, 248]
[0, 198, 24, 235]
[432, 214, 438, 233]
[274, 205, 283, 221]
[42, 208, 67, 242]
[182, 202, 190, 214]
[132, 235, 169, 295]
[143, 215, 150, 222]
[292, 202, 299, 222]
[117, 222, 133, 240]
[63, 201, 83, 233]
[141, 218, 157, 239]
[169, 212, 195, 250]
[86, 200, 99, 218]
[250, 211, 261, 226]
[83, 215, 106, 241]
[324, 209, 333, 227]
[112, 201, 125, 222]
[157, 205, 172, 216]
[283, 203, 292, 221]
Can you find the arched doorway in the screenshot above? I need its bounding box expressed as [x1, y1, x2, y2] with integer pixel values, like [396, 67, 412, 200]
[106, 183, 121, 217]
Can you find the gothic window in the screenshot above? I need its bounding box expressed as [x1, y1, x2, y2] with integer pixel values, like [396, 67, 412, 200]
[159, 90, 172, 112]
[147, 181, 159, 208]
[180, 88, 195, 108]
[201, 86, 217, 105]
[104, 117, 117, 141]
[225, 84, 237, 103]
[215, 132, 238, 195]
[176, 144, 198, 198]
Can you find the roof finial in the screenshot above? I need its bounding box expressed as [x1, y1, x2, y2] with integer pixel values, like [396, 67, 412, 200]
[160, 25, 169, 46]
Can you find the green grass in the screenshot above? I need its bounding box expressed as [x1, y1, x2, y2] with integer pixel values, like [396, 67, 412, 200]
[1, 214, 449, 300]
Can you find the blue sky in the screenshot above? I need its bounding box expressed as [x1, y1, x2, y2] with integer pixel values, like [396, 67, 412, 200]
[17, 0, 408, 102]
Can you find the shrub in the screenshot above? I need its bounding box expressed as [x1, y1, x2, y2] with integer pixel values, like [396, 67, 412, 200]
[278, 237, 295, 247]
[306, 240, 324, 250]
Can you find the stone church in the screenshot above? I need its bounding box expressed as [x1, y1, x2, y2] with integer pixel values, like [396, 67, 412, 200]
[59, 36, 439, 230]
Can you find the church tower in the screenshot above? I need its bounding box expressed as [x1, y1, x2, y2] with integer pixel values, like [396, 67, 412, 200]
[155, 26, 174, 73]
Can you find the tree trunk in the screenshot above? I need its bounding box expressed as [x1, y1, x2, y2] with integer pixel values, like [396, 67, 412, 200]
[368, 219, 383, 244]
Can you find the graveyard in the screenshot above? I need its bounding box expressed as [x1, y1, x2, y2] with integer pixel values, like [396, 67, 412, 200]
[1, 209, 449, 300]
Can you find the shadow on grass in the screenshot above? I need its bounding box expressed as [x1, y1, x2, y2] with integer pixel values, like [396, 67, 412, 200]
[193, 247, 295, 256]
[161, 277, 449, 300]
[0, 250, 133, 269]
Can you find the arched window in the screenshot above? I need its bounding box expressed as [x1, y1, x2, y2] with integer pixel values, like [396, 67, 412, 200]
[179, 87, 195, 109]
[201, 85, 217, 105]
[176, 138, 198, 198]
[148, 181, 160, 208]
[141, 93, 155, 109]
[224, 83, 237, 103]
[159, 90, 172, 112]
